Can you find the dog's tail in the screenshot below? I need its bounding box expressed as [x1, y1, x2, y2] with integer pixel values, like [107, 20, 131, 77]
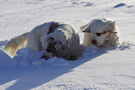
[3, 32, 29, 58]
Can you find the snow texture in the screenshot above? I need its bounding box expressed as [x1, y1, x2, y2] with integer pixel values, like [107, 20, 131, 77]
[0, 0, 135, 90]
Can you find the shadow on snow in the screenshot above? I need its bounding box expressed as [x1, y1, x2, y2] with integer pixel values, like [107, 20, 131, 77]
[0, 40, 134, 89]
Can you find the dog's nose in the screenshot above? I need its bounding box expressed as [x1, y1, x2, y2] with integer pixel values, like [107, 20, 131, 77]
[92, 40, 97, 45]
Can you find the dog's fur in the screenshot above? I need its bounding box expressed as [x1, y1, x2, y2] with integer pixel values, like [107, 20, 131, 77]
[4, 22, 82, 60]
[80, 18, 120, 47]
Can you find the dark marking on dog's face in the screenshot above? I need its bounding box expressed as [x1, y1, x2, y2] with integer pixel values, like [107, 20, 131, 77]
[96, 31, 107, 37]
[47, 22, 61, 35]
[47, 37, 55, 43]
[42, 37, 68, 59]
[96, 33, 102, 37]
[46, 37, 56, 54]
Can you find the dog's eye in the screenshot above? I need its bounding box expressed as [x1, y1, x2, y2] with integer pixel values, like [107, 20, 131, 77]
[103, 31, 107, 34]
[96, 33, 102, 36]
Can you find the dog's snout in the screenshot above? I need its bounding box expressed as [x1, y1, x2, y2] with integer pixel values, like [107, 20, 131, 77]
[92, 40, 97, 45]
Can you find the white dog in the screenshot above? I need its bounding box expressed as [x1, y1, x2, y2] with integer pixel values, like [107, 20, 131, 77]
[3, 22, 82, 60]
[80, 18, 120, 47]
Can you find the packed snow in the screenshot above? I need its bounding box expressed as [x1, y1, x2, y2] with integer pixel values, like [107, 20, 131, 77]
[0, 0, 135, 89]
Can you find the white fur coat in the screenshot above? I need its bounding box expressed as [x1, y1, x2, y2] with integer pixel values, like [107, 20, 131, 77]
[4, 22, 82, 60]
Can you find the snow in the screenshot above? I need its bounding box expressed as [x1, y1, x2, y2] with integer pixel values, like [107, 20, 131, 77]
[0, 0, 135, 89]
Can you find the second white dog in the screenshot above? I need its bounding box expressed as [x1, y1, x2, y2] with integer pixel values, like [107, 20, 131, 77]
[80, 18, 121, 47]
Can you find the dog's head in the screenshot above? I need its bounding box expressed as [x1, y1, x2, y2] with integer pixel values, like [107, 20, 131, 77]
[81, 19, 118, 47]
[41, 32, 68, 59]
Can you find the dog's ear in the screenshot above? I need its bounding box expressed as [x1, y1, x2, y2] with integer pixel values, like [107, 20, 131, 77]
[80, 24, 91, 33]
[82, 28, 91, 33]
[80, 24, 89, 31]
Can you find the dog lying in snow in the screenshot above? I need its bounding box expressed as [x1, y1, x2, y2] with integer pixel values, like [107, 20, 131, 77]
[80, 18, 120, 47]
[3, 22, 82, 60]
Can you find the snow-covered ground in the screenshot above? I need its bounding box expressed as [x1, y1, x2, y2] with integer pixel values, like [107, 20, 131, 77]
[0, 0, 135, 89]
